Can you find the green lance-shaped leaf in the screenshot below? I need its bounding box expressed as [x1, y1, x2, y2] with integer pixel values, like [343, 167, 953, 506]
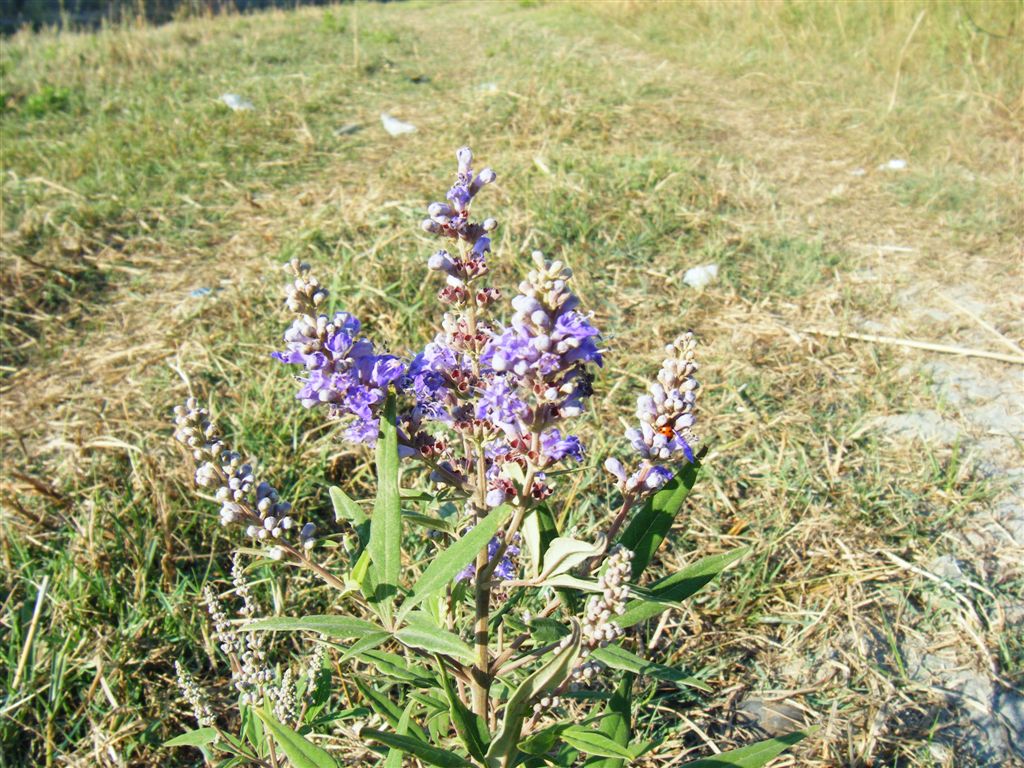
[357, 648, 436, 685]
[384, 701, 417, 768]
[617, 459, 702, 580]
[163, 727, 218, 748]
[486, 620, 583, 766]
[404, 510, 455, 534]
[439, 657, 490, 762]
[242, 615, 385, 639]
[330, 485, 369, 546]
[520, 503, 559, 579]
[369, 393, 402, 613]
[518, 721, 573, 756]
[561, 726, 636, 759]
[617, 547, 748, 628]
[677, 727, 817, 767]
[355, 679, 430, 742]
[584, 672, 633, 768]
[254, 707, 338, 768]
[362, 728, 473, 768]
[590, 644, 711, 692]
[399, 503, 513, 620]
[395, 610, 476, 663]
[539, 536, 606, 580]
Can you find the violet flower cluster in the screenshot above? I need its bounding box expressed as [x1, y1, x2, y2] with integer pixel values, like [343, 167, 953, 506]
[273, 260, 404, 446]
[403, 149, 602, 519]
[272, 149, 604, 584]
[267, 149, 701, 593]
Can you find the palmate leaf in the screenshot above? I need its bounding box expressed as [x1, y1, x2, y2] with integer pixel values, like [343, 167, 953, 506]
[329, 485, 369, 546]
[368, 393, 402, 617]
[520, 503, 559, 579]
[617, 458, 702, 580]
[384, 701, 416, 768]
[617, 547, 748, 628]
[539, 536, 605, 580]
[399, 503, 513, 620]
[254, 708, 338, 768]
[362, 728, 473, 768]
[677, 727, 816, 767]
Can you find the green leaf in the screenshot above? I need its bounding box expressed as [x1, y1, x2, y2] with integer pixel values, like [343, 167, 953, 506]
[518, 722, 572, 756]
[677, 727, 816, 767]
[486, 621, 582, 765]
[521, 503, 559, 579]
[403, 510, 455, 534]
[242, 615, 384, 639]
[355, 680, 407, 732]
[362, 728, 473, 768]
[540, 536, 605, 579]
[336, 632, 390, 664]
[369, 393, 402, 612]
[527, 617, 570, 645]
[617, 460, 701, 579]
[163, 727, 218, 748]
[590, 645, 711, 692]
[400, 504, 513, 620]
[439, 659, 490, 762]
[384, 701, 416, 768]
[357, 649, 436, 685]
[561, 726, 635, 759]
[330, 485, 368, 526]
[254, 708, 338, 768]
[330, 486, 370, 549]
[585, 673, 633, 768]
[618, 547, 748, 628]
[396, 611, 475, 663]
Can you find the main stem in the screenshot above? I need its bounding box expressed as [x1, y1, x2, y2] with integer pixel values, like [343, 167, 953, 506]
[465, 300, 492, 722]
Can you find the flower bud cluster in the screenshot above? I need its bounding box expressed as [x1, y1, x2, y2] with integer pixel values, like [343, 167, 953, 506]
[271, 668, 297, 724]
[305, 639, 326, 686]
[572, 546, 633, 683]
[421, 146, 497, 247]
[532, 694, 563, 715]
[402, 150, 603, 515]
[175, 661, 215, 727]
[582, 546, 632, 646]
[483, 251, 602, 432]
[626, 333, 700, 463]
[174, 398, 310, 548]
[202, 577, 272, 705]
[283, 259, 328, 314]
[604, 334, 701, 501]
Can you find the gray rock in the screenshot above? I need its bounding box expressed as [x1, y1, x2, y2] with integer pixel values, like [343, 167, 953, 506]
[734, 696, 805, 737]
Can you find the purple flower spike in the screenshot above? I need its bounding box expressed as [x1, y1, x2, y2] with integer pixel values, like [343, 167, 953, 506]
[273, 273, 405, 447]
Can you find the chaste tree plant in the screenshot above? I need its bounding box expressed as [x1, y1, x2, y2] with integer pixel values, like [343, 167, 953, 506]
[167, 148, 811, 767]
